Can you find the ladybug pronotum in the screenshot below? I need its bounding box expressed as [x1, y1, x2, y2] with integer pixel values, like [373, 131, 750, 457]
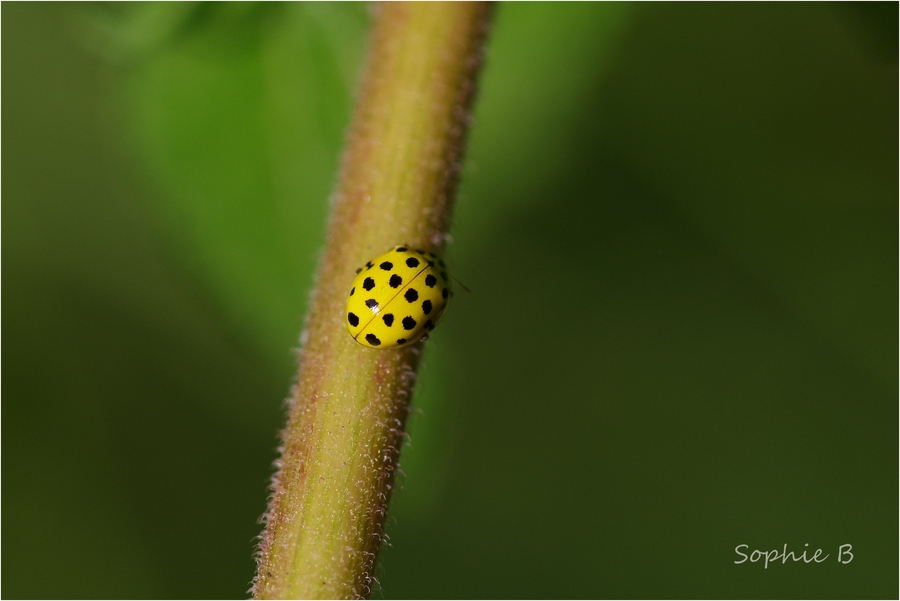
[346, 246, 451, 349]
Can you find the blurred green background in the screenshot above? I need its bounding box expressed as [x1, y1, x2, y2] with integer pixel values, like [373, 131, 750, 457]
[3, 2, 896, 598]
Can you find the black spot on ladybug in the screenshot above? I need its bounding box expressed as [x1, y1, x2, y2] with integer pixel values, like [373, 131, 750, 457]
[389, 274, 402, 288]
[427, 260, 434, 267]
[365, 299, 379, 310]
[382, 313, 394, 327]
[396, 338, 407, 345]
[396, 247, 408, 252]
[442, 288, 449, 299]
[355, 267, 362, 274]
[425, 274, 437, 287]
[379, 261, 393, 271]
[363, 277, 375, 291]
[424, 319, 435, 330]
[347, 313, 359, 327]
[441, 271, 448, 280]
[349, 287, 355, 296]
[415, 249, 425, 254]
[404, 288, 419, 302]
[406, 257, 420, 268]
[365, 333, 381, 346]
[402, 316, 417, 330]
[422, 300, 432, 315]
[366, 261, 374, 270]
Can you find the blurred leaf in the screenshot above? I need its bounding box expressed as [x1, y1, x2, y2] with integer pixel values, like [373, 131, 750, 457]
[123, 3, 369, 375]
[67, 2, 202, 63]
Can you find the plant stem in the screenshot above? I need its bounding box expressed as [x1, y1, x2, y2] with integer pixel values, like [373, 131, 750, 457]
[253, 3, 493, 599]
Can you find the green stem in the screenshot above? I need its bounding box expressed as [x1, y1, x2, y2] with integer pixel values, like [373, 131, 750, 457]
[253, 3, 493, 599]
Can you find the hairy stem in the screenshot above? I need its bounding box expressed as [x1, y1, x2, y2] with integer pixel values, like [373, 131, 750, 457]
[253, 3, 493, 599]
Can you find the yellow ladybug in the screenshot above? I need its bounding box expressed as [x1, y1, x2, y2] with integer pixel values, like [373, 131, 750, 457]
[346, 246, 451, 348]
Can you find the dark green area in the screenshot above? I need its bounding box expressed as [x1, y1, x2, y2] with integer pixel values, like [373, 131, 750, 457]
[2, 3, 896, 599]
